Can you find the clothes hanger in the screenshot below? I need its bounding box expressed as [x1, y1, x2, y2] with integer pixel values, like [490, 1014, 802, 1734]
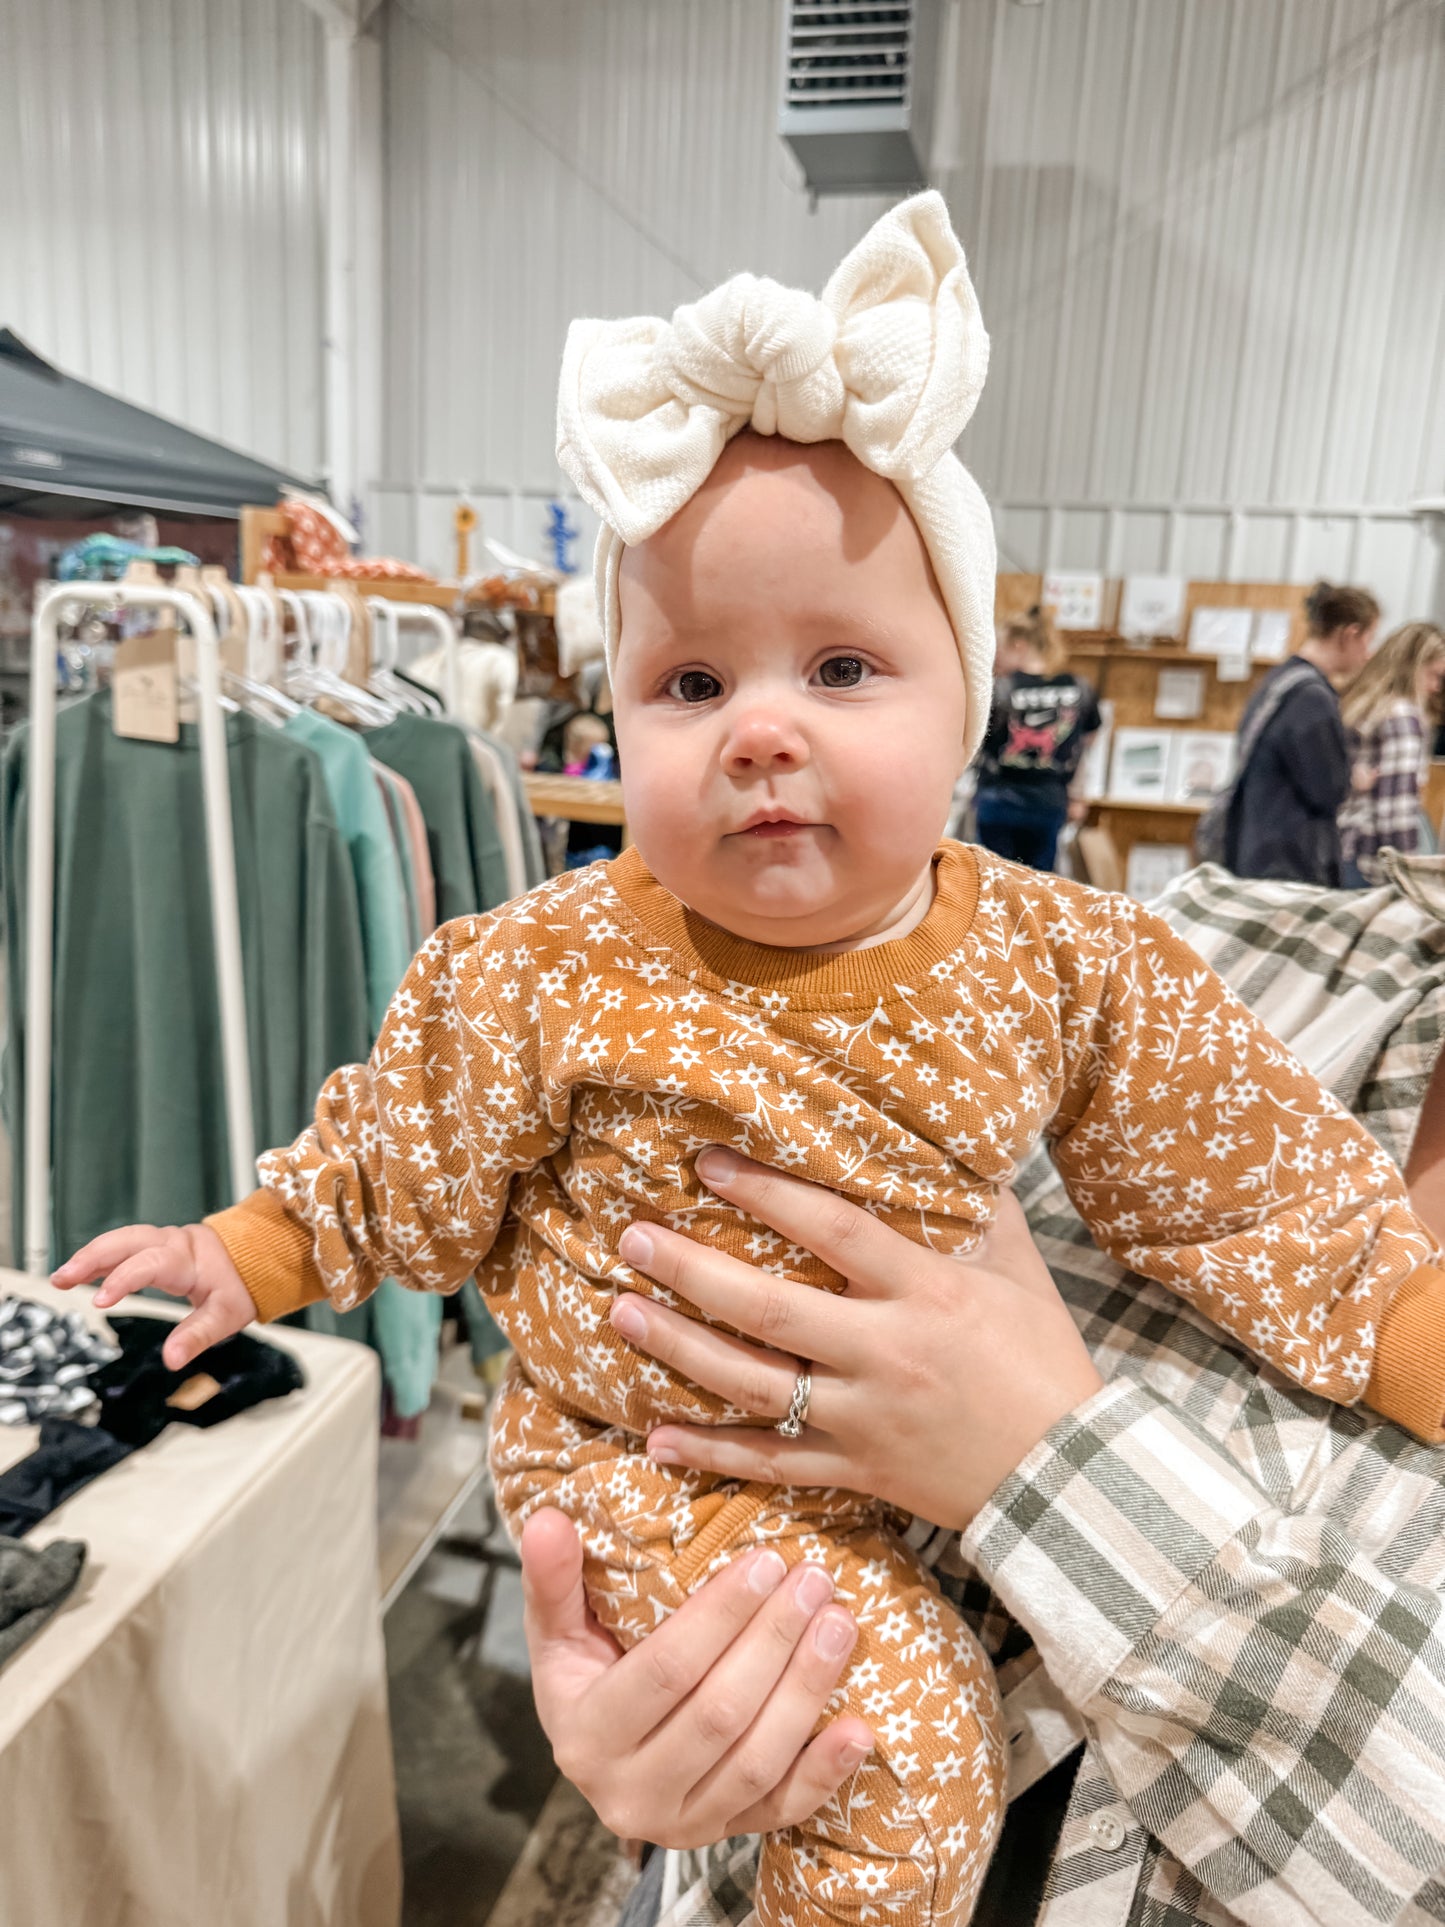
[208, 582, 301, 724]
[365, 599, 431, 714]
[280, 590, 394, 726]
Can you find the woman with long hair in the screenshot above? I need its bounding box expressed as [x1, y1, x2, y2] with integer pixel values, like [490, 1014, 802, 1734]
[1338, 621, 1445, 884]
[1225, 580, 1379, 884]
[973, 605, 1101, 871]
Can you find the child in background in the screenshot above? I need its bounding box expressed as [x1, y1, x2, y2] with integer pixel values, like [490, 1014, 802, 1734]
[973, 605, 1100, 870]
[57, 197, 1445, 1926]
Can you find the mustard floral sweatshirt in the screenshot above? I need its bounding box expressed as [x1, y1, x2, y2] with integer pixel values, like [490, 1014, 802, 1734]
[209, 841, 1445, 1441]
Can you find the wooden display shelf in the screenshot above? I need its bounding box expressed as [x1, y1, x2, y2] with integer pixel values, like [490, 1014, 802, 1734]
[1088, 796, 1206, 815]
[269, 569, 458, 607]
[523, 772, 627, 829]
[1066, 639, 1279, 669]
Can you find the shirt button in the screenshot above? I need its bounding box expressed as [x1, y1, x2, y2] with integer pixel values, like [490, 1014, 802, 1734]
[1089, 1812, 1126, 1852]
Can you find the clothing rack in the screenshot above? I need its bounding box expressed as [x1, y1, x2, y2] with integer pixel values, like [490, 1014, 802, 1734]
[24, 582, 256, 1273]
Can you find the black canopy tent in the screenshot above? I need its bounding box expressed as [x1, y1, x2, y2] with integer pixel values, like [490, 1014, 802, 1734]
[0, 328, 312, 518]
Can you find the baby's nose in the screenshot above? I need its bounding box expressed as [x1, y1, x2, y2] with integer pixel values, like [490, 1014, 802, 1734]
[721, 709, 810, 772]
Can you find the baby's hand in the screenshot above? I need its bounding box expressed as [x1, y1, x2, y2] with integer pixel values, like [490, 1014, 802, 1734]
[52, 1224, 256, 1372]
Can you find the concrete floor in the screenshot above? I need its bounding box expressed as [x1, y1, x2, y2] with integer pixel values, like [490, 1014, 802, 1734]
[385, 1489, 562, 1925]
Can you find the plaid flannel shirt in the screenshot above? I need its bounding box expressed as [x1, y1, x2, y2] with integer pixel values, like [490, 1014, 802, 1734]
[649, 854, 1445, 1927]
[1340, 702, 1427, 882]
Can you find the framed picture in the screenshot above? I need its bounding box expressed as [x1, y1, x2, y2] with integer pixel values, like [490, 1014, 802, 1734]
[1120, 575, 1187, 643]
[1251, 610, 1291, 661]
[1042, 571, 1105, 631]
[1170, 730, 1236, 803]
[1188, 606, 1253, 659]
[1109, 727, 1177, 803]
[1125, 843, 1192, 902]
[1076, 698, 1113, 801]
[1155, 667, 1205, 720]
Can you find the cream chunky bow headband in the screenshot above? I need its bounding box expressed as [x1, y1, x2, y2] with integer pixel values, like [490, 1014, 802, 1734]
[555, 191, 997, 762]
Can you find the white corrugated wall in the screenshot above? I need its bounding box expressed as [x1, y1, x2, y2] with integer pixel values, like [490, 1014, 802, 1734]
[375, 0, 1444, 621]
[0, 0, 327, 480]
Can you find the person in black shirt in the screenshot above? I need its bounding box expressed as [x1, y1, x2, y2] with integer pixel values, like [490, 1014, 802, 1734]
[973, 606, 1100, 871]
[1227, 580, 1379, 886]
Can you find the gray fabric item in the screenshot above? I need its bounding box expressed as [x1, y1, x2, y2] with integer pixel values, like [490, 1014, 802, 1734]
[0, 1536, 85, 1667]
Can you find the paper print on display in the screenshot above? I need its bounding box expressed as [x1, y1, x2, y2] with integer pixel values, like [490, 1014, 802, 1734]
[1042, 571, 1105, 631]
[1188, 607, 1254, 658]
[1154, 668, 1205, 720]
[1120, 575, 1187, 642]
[1250, 611, 1291, 661]
[1170, 730, 1236, 803]
[1076, 699, 1113, 801]
[1108, 727, 1177, 803]
[1126, 842, 1191, 902]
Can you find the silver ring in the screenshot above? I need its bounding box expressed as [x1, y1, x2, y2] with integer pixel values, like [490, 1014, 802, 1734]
[776, 1366, 812, 1439]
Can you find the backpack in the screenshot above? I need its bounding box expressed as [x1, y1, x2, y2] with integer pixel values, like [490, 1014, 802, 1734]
[1194, 660, 1319, 867]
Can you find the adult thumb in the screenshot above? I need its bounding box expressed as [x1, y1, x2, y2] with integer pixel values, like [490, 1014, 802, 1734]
[520, 1507, 591, 1649]
[976, 1189, 1059, 1303]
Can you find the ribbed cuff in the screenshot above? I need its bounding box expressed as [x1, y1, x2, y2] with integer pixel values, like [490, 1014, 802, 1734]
[1367, 1265, 1445, 1442]
[205, 1190, 327, 1323]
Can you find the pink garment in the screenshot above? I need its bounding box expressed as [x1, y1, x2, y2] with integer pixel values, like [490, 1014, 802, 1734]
[389, 770, 436, 935]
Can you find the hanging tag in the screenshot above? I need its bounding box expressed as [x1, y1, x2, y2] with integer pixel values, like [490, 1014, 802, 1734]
[166, 1371, 221, 1412]
[112, 623, 180, 743]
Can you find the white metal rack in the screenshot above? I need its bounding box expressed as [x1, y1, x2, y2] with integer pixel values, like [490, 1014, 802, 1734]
[24, 582, 256, 1274]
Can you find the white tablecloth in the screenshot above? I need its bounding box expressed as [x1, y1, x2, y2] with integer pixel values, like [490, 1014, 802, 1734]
[0, 1272, 401, 1927]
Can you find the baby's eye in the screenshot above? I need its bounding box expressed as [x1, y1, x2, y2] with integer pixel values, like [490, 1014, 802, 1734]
[668, 669, 723, 703]
[817, 656, 869, 689]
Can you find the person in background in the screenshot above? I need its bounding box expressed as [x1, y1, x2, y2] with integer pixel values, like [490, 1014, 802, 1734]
[1338, 621, 1445, 884]
[972, 606, 1100, 871]
[1226, 579, 1379, 885]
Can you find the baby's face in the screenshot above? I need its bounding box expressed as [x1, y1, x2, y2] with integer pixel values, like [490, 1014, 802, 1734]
[613, 434, 967, 949]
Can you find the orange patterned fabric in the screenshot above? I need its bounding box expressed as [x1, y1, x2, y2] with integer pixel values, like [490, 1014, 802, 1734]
[208, 841, 1445, 1924]
[261, 501, 434, 583]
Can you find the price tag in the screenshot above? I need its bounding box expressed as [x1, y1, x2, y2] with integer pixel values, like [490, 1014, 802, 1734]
[112, 626, 180, 743]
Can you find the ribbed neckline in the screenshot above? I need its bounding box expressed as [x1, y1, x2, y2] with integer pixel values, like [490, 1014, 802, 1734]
[606, 840, 980, 1006]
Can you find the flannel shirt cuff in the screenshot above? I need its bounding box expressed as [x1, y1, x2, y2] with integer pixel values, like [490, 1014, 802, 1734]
[960, 1377, 1274, 1709]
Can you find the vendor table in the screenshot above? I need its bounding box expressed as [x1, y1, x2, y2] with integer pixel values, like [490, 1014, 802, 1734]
[0, 1272, 401, 1927]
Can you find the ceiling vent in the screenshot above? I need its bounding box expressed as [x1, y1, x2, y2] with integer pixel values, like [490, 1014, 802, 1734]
[778, 0, 943, 198]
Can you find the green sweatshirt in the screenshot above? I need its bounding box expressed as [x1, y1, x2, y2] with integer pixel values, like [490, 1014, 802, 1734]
[3, 691, 370, 1267]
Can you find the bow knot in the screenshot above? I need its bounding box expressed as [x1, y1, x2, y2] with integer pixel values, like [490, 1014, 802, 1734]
[557, 191, 988, 546]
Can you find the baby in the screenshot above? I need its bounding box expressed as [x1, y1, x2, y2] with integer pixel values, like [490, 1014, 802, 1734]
[60, 196, 1445, 1927]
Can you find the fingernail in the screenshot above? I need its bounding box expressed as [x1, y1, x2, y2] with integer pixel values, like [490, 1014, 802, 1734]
[648, 1439, 679, 1465]
[748, 1549, 787, 1595]
[814, 1610, 856, 1659]
[611, 1297, 646, 1341]
[796, 1566, 834, 1614]
[697, 1146, 738, 1185]
[840, 1739, 871, 1768]
[619, 1224, 654, 1267]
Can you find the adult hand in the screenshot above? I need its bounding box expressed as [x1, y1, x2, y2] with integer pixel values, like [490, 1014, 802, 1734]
[611, 1150, 1103, 1532]
[520, 1508, 872, 1848]
[1066, 796, 1089, 824]
[1352, 764, 1378, 794]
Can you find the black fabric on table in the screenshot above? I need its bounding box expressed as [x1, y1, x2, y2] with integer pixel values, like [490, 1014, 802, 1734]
[0, 1319, 304, 1537]
[0, 1418, 132, 1538]
[92, 1317, 304, 1449]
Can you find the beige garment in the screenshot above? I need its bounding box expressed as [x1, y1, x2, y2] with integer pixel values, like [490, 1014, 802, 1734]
[469, 732, 528, 901]
[411, 640, 519, 735]
[384, 766, 436, 935]
[0, 1274, 399, 1927]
